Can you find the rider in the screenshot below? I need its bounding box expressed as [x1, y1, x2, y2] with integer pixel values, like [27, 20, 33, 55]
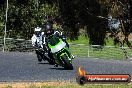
[31, 26, 44, 49]
[44, 22, 75, 60]
[44, 22, 69, 48]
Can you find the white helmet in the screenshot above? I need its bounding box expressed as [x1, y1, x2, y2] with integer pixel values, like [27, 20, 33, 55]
[34, 27, 42, 37]
[35, 27, 41, 31]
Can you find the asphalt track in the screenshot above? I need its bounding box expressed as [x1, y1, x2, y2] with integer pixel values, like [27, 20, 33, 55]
[0, 52, 132, 82]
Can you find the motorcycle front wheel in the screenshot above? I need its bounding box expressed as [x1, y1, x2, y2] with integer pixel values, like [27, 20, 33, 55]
[37, 53, 43, 62]
[43, 54, 55, 65]
[61, 55, 73, 70]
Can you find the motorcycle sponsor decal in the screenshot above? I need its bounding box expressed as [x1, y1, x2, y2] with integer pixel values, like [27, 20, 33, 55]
[76, 67, 131, 85]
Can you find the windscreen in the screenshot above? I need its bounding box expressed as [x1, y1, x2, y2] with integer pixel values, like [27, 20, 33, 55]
[48, 35, 60, 46]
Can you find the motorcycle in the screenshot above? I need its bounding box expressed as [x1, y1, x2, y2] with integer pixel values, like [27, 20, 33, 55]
[34, 35, 55, 65]
[35, 48, 55, 65]
[47, 34, 73, 70]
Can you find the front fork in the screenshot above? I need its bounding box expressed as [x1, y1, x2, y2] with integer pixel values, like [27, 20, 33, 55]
[55, 48, 72, 65]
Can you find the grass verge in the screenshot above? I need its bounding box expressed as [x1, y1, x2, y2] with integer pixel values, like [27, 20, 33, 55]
[70, 44, 132, 60]
[69, 35, 132, 60]
[1, 82, 132, 88]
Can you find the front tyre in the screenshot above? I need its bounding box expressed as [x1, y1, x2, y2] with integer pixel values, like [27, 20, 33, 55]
[37, 53, 43, 62]
[62, 55, 73, 70]
[44, 54, 55, 65]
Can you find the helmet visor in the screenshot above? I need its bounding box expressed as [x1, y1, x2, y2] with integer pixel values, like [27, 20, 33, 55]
[35, 31, 41, 37]
[46, 25, 51, 30]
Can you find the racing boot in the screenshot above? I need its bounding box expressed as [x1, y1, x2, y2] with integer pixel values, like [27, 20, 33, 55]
[71, 54, 75, 59]
[54, 64, 58, 67]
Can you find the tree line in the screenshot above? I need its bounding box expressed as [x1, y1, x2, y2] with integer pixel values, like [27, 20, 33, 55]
[0, 0, 132, 46]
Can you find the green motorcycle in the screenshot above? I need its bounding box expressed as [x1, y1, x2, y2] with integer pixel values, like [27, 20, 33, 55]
[48, 35, 73, 70]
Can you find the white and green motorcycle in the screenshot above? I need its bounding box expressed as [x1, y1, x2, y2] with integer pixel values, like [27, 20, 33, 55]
[48, 35, 74, 70]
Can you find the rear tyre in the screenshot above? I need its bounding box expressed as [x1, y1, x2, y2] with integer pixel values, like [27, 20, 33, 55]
[62, 55, 73, 70]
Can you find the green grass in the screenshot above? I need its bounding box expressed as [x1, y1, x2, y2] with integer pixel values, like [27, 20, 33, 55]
[68, 35, 132, 60]
[68, 35, 132, 46]
[105, 37, 115, 46]
[70, 44, 132, 60]
[68, 35, 89, 45]
[4, 85, 12, 88]
[4, 83, 132, 88]
[40, 84, 132, 88]
[90, 47, 126, 60]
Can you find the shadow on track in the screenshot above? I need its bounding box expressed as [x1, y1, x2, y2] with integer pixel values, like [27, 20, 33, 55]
[49, 67, 73, 70]
[38, 62, 50, 65]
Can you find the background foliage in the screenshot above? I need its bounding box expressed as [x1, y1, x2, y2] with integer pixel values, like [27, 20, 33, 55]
[0, 0, 132, 46]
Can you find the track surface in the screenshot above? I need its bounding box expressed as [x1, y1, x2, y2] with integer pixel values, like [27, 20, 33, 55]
[0, 52, 132, 82]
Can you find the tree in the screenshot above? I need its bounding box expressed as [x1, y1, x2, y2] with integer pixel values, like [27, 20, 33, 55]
[57, 0, 107, 45]
[0, 0, 131, 47]
[0, 1, 6, 36]
[101, 0, 132, 48]
[0, 0, 59, 39]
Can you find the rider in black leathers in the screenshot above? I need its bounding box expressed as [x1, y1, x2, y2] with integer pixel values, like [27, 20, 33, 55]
[43, 22, 74, 66]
